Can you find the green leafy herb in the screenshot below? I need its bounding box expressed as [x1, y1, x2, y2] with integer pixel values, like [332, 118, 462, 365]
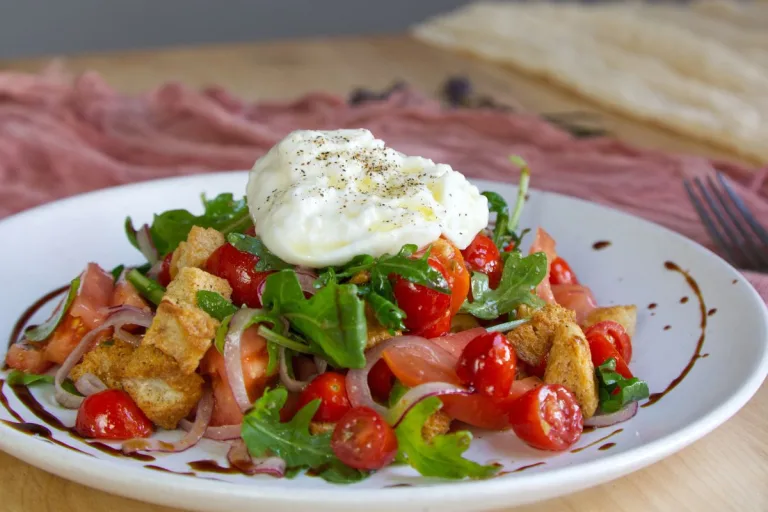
[25, 276, 80, 342]
[460, 251, 547, 320]
[214, 315, 232, 354]
[126, 269, 165, 306]
[241, 388, 336, 467]
[257, 326, 315, 355]
[125, 193, 252, 257]
[364, 291, 406, 333]
[7, 370, 81, 395]
[196, 291, 238, 321]
[481, 156, 531, 250]
[388, 380, 410, 408]
[226, 233, 292, 271]
[315, 461, 370, 484]
[262, 270, 367, 368]
[110, 265, 125, 281]
[596, 358, 650, 413]
[395, 397, 498, 480]
[265, 339, 281, 376]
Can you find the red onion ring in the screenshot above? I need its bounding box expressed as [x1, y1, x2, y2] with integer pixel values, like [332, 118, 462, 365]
[584, 401, 639, 428]
[146, 259, 164, 280]
[74, 373, 107, 397]
[122, 388, 213, 454]
[278, 346, 310, 392]
[227, 439, 286, 477]
[136, 224, 159, 265]
[313, 356, 328, 375]
[295, 269, 318, 296]
[223, 308, 270, 413]
[54, 306, 153, 409]
[387, 382, 469, 427]
[429, 327, 487, 359]
[179, 420, 242, 441]
[346, 335, 463, 418]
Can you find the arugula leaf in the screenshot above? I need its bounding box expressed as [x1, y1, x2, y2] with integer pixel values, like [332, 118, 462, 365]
[241, 388, 336, 468]
[395, 397, 499, 480]
[364, 291, 406, 333]
[388, 380, 409, 408]
[262, 270, 367, 368]
[481, 156, 531, 250]
[126, 193, 252, 257]
[110, 265, 125, 281]
[7, 370, 81, 395]
[126, 269, 165, 306]
[196, 291, 238, 321]
[214, 315, 232, 354]
[315, 461, 370, 484]
[25, 276, 80, 342]
[482, 191, 510, 249]
[226, 233, 292, 271]
[596, 358, 650, 413]
[266, 340, 281, 376]
[460, 251, 547, 320]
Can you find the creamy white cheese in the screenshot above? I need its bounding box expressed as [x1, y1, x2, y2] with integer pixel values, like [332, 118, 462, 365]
[246, 129, 489, 268]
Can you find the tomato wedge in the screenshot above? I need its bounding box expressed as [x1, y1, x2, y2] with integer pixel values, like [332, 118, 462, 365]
[584, 321, 632, 363]
[529, 228, 557, 304]
[508, 384, 583, 451]
[585, 329, 633, 379]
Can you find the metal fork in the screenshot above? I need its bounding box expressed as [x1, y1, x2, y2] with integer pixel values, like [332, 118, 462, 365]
[684, 173, 768, 272]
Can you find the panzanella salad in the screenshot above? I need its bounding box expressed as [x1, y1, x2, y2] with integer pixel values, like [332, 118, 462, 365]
[6, 129, 648, 483]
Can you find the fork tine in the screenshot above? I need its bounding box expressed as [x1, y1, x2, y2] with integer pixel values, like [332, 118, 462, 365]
[706, 175, 768, 268]
[684, 179, 742, 265]
[716, 173, 768, 246]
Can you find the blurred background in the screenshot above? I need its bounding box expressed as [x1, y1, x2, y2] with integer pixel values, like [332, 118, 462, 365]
[0, 0, 471, 58]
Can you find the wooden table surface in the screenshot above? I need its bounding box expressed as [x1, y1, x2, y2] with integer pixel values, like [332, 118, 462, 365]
[0, 35, 765, 512]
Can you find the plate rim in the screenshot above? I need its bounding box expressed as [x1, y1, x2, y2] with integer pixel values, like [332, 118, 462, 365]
[0, 171, 766, 511]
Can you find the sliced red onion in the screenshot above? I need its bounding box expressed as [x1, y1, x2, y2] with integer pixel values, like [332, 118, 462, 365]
[146, 258, 164, 280]
[135, 224, 159, 265]
[255, 279, 268, 307]
[387, 382, 469, 427]
[54, 306, 154, 409]
[295, 269, 318, 296]
[346, 335, 457, 417]
[74, 373, 107, 396]
[179, 420, 242, 441]
[227, 439, 286, 477]
[430, 327, 487, 359]
[122, 388, 213, 454]
[223, 308, 269, 412]
[278, 346, 310, 392]
[313, 356, 328, 375]
[584, 401, 639, 428]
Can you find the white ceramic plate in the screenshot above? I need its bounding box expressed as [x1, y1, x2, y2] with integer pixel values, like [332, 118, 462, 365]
[0, 172, 766, 512]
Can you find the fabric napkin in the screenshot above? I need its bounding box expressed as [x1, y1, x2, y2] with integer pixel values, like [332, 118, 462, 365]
[0, 69, 765, 300]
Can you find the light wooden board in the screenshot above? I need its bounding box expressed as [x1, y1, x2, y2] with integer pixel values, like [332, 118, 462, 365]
[0, 35, 765, 512]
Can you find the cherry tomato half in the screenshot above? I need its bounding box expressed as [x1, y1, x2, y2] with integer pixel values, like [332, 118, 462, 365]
[75, 389, 153, 440]
[456, 332, 517, 400]
[368, 359, 395, 404]
[549, 257, 579, 286]
[508, 384, 583, 451]
[393, 258, 451, 335]
[205, 243, 273, 308]
[585, 329, 633, 379]
[426, 238, 470, 315]
[297, 372, 351, 423]
[157, 252, 173, 287]
[461, 233, 502, 289]
[331, 407, 398, 470]
[584, 321, 632, 363]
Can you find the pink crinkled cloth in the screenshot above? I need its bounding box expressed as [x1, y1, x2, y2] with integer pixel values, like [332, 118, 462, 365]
[0, 70, 766, 300]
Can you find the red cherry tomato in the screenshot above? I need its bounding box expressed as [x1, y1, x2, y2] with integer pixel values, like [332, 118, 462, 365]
[456, 332, 517, 400]
[584, 321, 632, 363]
[157, 252, 173, 287]
[297, 372, 351, 423]
[549, 257, 579, 285]
[75, 389, 153, 440]
[585, 330, 633, 379]
[503, 243, 516, 253]
[508, 384, 583, 451]
[205, 243, 273, 308]
[415, 309, 453, 338]
[461, 233, 502, 289]
[331, 407, 398, 470]
[425, 238, 470, 315]
[393, 259, 451, 335]
[368, 359, 395, 403]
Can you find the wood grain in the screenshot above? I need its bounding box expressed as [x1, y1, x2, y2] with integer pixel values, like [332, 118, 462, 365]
[0, 35, 764, 512]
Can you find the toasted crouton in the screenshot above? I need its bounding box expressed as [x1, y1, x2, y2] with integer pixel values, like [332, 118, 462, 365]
[122, 345, 203, 429]
[164, 267, 232, 308]
[584, 305, 638, 338]
[422, 411, 452, 443]
[69, 340, 135, 390]
[348, 271, 370, 285]
[169, 226, 226, 279]
[143, 301, 220, 374]
[365, 304, 400, 350]
[544, 322, 598, 418]
[506, 304, 575, 366]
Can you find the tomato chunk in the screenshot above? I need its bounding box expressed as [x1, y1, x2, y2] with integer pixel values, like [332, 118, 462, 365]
[508, 384, 583, 451]
[461, 233, 502, 289]
[584, 328, 633, 378]
[368, 359, 395, 404]
[549, 257, 579, 285]
[425, 238, 470, 315]
[156, 252, 173, 287]
[331, 407, 398, 470]
[75, 389, 153, 440]
[297, 372, 351, 423]
[206, 243, 273, 308]
[584, 321, 632, 363]
[456, 332, 517, 400]
[392, 259, 451, 336]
